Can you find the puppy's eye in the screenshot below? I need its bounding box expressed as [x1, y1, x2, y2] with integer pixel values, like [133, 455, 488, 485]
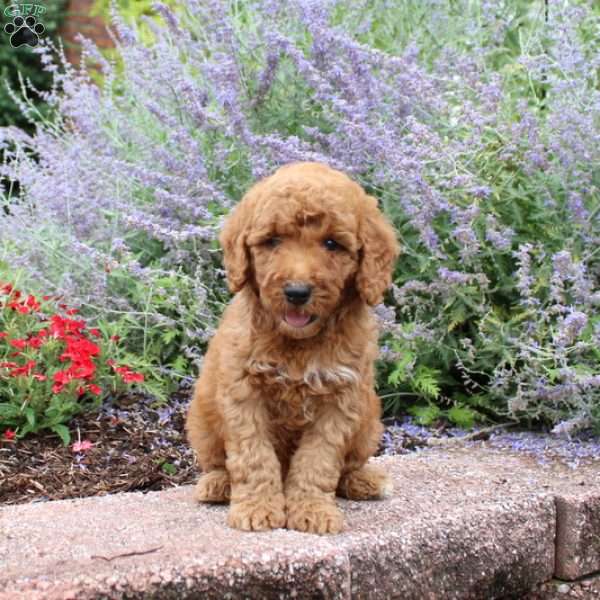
[323, 238, 341, 251]
[263, 237, 281, 248]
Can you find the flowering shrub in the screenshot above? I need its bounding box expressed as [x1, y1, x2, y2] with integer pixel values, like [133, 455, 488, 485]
[0, 0, 598, 433]
[92, 0, 181, 47]
[0, 280, 145, 443]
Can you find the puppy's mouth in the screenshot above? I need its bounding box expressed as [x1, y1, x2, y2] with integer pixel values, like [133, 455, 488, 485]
[283, 309, 318, 328]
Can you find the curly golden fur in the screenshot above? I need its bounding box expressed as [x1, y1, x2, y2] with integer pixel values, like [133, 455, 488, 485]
[186, 161, 400, 534]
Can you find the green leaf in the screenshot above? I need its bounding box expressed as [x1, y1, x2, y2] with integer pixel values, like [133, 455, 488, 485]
[51, 424, 71, 446]
[18, 422, 36, 437]
[0, 403, 20, 419]
[408, 404, 441, 426]
[387, 367, 403, 386]
[170, 354, 188, 374]
[24, 406, 36, 428]
[161, 462, 177, 475]
[161, 329, 179, 344]
[387, 351, 415, 386]
[545, 368, 561, 383]
[447, 405, 477, 428]
[571, 364, 595, 378]
[412, 365, 441, 399]
[448, 303, 467, 328]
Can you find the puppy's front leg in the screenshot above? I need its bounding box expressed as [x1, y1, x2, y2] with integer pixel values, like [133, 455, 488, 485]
[224, 387, 286, 532]
[285, 403, 358, 534]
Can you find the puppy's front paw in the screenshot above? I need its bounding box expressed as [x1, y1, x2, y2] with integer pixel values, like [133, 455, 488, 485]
[286, 496, 344, 534]
[227, 493, 286, 531]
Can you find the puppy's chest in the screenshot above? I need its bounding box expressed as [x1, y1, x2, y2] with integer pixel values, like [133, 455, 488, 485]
[246, 359, 359, 429]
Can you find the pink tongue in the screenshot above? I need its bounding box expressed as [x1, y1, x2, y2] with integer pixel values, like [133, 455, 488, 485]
[285, 310, 311, 327]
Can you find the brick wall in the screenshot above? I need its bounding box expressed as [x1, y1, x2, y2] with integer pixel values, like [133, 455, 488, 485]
[59, 0, 114, 65]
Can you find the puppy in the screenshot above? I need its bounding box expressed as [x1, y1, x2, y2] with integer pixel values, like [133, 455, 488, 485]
[186, 161, 400, 534]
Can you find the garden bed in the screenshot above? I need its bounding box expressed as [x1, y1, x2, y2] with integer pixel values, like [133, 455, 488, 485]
[0, 389, 196, 505]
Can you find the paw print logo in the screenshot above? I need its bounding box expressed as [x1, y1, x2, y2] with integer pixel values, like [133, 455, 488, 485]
[4, 15, 45, 48]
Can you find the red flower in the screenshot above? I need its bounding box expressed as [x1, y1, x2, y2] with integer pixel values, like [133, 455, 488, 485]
[59, 337, 99, 382]
[1, 288, 111, 400]
[8, 302, 30, 314]
[4, 291, 39, 314]
[76, 384, 102, 396]
[114, 365, 144, 383]
[68, 360, 96, 380]
[53, 356, 96, 391]
[25, 295, 41, 311]
[110, 335, 120, 343]
[27, 336, 43, 349]
[3, 429, 15, 441]
[50, 315, 86, 338]
[9, 360, 36, 377]
[123, 371, 144, 383]
[60, 336, 100, 362]
[72, 439, 93, 452]
[53, 370, 73, 386]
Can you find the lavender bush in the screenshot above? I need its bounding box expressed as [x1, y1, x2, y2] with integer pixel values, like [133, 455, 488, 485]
[0, 0, 598, 433]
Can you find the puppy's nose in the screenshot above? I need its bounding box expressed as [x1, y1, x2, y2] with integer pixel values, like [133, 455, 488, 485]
[284, 283, 313, 306]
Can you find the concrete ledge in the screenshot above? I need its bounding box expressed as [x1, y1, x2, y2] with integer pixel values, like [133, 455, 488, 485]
[0, 446, 598, 600]
[555, 491, 600, 580]
[342, 497, 555, 599]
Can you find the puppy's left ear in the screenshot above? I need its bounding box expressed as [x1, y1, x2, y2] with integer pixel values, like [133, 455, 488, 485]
[355, 195, 401, 306]
[219, 182, 262, 293]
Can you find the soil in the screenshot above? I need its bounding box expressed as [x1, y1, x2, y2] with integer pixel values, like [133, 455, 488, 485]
[0, 388, 198, 505]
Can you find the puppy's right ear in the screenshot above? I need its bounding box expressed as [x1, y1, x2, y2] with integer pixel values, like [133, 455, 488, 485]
[218, 183, 260, 293]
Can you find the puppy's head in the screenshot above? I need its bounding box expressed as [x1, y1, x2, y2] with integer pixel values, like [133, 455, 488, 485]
[219, 162, 400, 339]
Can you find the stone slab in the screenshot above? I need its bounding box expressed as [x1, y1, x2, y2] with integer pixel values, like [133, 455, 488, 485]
[0, 445, 598, 600]
[0, 488, 350, 600]
[340, 497, 555, 599]
[555, 491, 600, 580]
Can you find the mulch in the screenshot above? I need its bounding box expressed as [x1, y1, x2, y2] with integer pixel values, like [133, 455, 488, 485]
[0, 389, 198, 505]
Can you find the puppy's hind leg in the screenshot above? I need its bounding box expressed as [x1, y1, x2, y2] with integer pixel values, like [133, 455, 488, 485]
[336, 463, 392, 500]
[336, 412, 392, 500]
[186, 386, 230, 503]
[195, 468, 231, 503]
